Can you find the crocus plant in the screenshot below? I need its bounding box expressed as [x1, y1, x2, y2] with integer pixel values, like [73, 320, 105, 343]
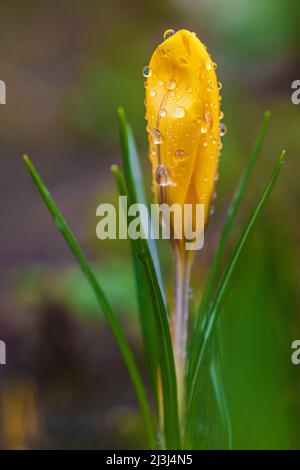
[145, 29, 222, 416]
[24, 29, 285, 449]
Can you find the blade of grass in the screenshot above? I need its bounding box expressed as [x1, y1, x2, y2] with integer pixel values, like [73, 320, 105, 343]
[209, 328, 233, 449]
[188, 112, 271, 447]
[116, 111, 181, 448]
[112, 164, 159, 414]
[188, 111, 271, 378]
[112, 164, 180, 449]
[117, 107, 166, 306]
[185, 150, 286, 447]
[23, 155, 156, 449]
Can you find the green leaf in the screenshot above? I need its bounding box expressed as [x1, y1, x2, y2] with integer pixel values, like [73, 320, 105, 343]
[117, 107, 166, 304]
[116, 110, 181, 449]
[111, 164, 159, 414]
[23, 155, 156, 449]
[209, 327, 233, 449]
[188, 111, 271, 378]
[185, 150, 286, 447]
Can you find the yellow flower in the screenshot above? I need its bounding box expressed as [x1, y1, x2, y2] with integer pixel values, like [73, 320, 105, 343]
[145, 29, 223, 227]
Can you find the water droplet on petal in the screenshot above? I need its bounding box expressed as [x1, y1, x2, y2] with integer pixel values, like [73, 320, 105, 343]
[143, 66, 151, 78]
[200, 112, 212, 133]
[156, 165, 173, 186]
[220, 123, 227, 137]
[158, 79, 164, 87]
[174, 149, 186, 160]
[174, 106, 185, 118]
[150, 128, 162, 144]
[166, 80, 176, 90]
[219, 111, 224, 119]
[150, 89, 156, 97]
[163, 29, 176, 40]
[203, 141, 208, 147]
[159, 109, 167, 118]
[213, 62, 217, 70]
[205, 58, 212, 71]
[217, 81, 223, 90]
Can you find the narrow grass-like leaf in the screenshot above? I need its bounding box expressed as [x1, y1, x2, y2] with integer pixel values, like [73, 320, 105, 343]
[112, 164, 159, 413]
[189, 111, 271, 378]
[209, 329, 233, 449]
[23, 155, 156, 449]
[117, 111, 180, 448]
[117, 107, 166, 303]
[187, 112, 271, 447]
[185, 150, 285, 447]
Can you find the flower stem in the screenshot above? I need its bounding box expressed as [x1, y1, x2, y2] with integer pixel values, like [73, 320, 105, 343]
[172, 244, 194, 421]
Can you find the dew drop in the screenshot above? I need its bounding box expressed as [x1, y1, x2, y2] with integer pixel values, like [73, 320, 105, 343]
[213, 62, 217, 70]
[150, 89, 156, 97]
[156, 165, 172, 186]
[203, 141, 208, 147]
[200, 112, 212, 134]
[159, 109, 167, 118]
[217, 81, 223, 90]
[174, 106, 185, 118]
[175, 149, 186, 160]
[166, 80, 176, 90]
[150, 128, 162, 144]
[205, 58, 212, 71]
[143, 66, 151, 78]
[220, 123, 227, 137]
[188, 287, 194, 300]
[219, 111, 224, 119]
[158, 79, 164, 87]
[163, 29, 176, 40]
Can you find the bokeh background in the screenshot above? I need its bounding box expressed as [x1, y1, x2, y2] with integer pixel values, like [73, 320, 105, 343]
[0, 0, 300, 449]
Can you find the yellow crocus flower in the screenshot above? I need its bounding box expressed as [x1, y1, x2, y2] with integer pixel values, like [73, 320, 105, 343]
[145, 29, 223, 227]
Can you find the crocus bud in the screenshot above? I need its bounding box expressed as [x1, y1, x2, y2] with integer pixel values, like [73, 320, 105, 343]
[145, 29, 223, 229]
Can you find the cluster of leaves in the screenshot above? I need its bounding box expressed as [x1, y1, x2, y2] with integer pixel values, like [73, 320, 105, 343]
[23, 109, 284, 449]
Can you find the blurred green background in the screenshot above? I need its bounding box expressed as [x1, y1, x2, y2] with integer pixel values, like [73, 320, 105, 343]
[0, 0, 300, 449]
